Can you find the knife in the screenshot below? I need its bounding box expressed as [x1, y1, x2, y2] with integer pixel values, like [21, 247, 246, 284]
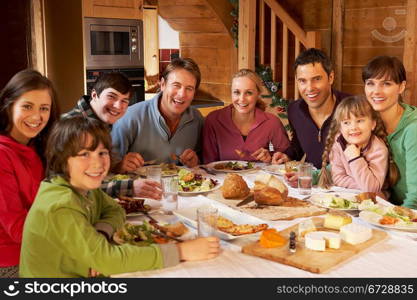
[199, 165, 216, 175]
[236, 193, 255, 207]
[144, 159, 157, 166]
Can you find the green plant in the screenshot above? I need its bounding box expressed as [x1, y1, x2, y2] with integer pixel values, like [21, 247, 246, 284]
[256, 65, 291, 132]
[229, 0, 239, 48]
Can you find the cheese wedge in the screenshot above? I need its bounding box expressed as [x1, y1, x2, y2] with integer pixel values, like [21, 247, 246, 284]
[339, 223, 372, 245]
[305, 231, 341, 251]
[297, 219, 317, 238]
[323, 211, 352, 230]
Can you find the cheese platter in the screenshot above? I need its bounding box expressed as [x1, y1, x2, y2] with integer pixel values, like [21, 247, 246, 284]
[241, 217, 388, 273]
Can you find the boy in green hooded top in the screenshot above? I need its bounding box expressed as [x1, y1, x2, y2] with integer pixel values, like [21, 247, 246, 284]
[20, 117, 220, 277]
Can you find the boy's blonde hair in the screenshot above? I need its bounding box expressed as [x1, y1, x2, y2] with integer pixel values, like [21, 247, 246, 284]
[318, 95, 399, 189]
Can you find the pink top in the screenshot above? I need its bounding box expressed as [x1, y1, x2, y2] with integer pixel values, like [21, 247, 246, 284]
[329, 134, 388, 192]
[202, 105, 290, 163]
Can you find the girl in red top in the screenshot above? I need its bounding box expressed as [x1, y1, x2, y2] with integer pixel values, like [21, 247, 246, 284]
[0, 70, 60, 277]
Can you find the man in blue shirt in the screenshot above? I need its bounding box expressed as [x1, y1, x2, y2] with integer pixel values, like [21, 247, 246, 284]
[112, 58, 203, 172]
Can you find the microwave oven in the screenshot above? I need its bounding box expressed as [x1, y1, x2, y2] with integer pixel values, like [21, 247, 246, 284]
[84, 17, 144, 69]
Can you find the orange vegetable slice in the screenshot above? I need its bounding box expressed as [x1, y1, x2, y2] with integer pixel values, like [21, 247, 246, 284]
[259, 228, 287, 248]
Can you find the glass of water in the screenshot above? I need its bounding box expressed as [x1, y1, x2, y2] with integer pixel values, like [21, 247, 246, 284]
[298, 162, 313, 195]
[147, 165, 162, 183]
[197, 206, 218, 237]
[161, 176, 178, 214]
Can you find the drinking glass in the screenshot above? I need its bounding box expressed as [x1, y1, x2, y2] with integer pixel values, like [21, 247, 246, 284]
[298, 162, 313, 195]
[197, 206, 218, 237]
[147, 165, 162, 183]
[161, 176, 178, 214]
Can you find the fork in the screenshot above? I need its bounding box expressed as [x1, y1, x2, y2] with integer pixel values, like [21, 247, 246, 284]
[235, 149, 251, 158]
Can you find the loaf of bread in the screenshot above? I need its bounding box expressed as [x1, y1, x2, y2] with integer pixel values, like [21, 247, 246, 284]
[254, 173, 288, 205]
[221, 174, 250, 199]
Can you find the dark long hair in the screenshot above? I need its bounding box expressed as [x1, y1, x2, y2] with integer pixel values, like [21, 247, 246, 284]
[0, 69, 61, 160]
[362, 56, 406, 84]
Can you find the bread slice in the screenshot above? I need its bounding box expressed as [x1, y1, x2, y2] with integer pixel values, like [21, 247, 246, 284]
[355, 192, 376, 203]
[254, 173, 288, 206]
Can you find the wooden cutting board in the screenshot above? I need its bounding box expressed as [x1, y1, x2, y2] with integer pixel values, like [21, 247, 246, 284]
[207, 189, 327, 221]
[241, 217, 388, 273]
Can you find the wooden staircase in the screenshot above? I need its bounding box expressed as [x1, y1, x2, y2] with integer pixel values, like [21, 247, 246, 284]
[158, 0, 236, 103]
[158, 0, 321, 106]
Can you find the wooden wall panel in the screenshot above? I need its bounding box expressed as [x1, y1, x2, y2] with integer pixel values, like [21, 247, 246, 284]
[344, 7, 406, 47]
[341, 1, 407, 96]
[342, 66, 363, 85]
[403, 0, 417, 106]
[197, 83, 230, 100]
[180, 31, 233, 103]
[165, 18, 225, 32]
[158, 5, 214, 18]
[343, 47, 404, 66]
[143, 6, 159, 88]
[84, 0, 143, 19]
[44, 0, 84, 112]
[342, 84, 364, 96]
[158, 0, 204, 5]
[160, 1, 235, 103]
[180, 33, 232, 47]
[345, 0, 405, 9]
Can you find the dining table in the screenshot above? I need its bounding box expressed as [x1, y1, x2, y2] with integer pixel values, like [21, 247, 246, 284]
[112, 163, 417, 278]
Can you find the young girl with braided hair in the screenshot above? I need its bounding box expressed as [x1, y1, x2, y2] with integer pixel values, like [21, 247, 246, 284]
[318, 95, 398, 193]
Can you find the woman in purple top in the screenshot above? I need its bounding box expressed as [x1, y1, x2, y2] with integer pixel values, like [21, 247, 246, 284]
[202, 69, 290, 164]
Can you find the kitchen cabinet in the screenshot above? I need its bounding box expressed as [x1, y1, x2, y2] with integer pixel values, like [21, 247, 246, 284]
[143, 5, 159, 92]
[83, 0, 143, 19]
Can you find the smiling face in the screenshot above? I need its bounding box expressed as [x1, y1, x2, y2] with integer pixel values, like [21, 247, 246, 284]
[9, 89, 51, 145]
[364, 76, 406, 114]
[296, 63, 334, 110]
[231, 76, 259, 115]
[67, 134, 110, 195]
[340, 113, 376, 148]
[90, 88, 130, 124]
[159, 68, 197, 119]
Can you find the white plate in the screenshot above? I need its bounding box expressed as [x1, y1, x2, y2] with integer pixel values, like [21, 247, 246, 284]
[263, 164, 286, 176]
[206, 160, 259, 173]
[179, 182, 222, 195]
[359, 210, 417, 232]
[122, 218, 196, 242]
[173, 203, 266, 240]
[308, 192, 362, 211]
